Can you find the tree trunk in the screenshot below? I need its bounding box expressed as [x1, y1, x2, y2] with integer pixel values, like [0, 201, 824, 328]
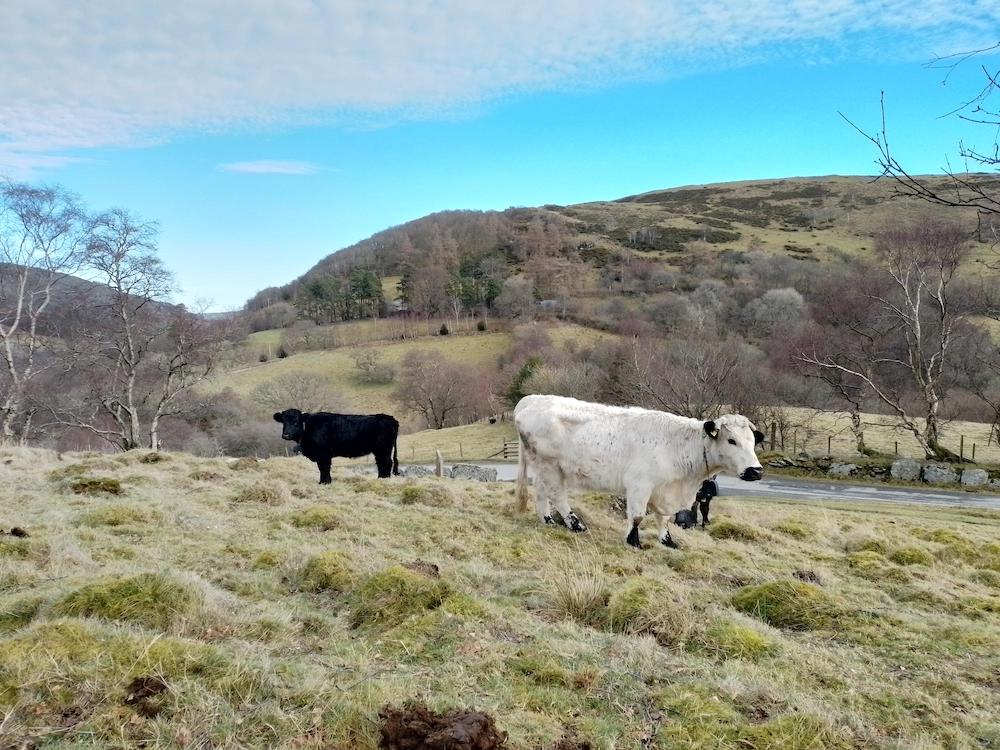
[850, 410, 867, 455]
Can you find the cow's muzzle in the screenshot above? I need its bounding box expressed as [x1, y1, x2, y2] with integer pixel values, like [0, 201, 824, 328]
[739, 466, 763, 482]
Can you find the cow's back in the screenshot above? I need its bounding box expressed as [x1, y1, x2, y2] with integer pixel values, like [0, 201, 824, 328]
[303, 412, 398, 459]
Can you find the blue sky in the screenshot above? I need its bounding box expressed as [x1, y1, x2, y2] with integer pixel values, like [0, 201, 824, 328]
[2, 2, 998, 311]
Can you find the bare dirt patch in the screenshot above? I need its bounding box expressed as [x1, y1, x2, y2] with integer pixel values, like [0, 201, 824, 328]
[379, 702, 508, 749]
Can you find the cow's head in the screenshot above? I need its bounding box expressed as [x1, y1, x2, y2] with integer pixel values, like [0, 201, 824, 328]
[273, 408, 309, 442]
[702, 415, 765, 482]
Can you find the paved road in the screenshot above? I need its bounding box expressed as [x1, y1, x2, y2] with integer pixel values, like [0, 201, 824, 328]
[418, 462, 1000, 510]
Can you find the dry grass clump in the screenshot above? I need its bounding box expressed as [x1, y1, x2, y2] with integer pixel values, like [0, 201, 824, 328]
[846, 550, 887, 579]
[607, 576, 694, 647]
[0, 536, 32, 559]
[888, 546, 935, 566]
[69, 476, 123, 495]
[732, 579, 844, 631]
[191, 469, 224, 481]
[78, 504, 150, 527]
[136, 451, 169, 464]
[51, 573, 197, 630]
[708, 519, 768, 542]
[232, 480, 290, 505]
[348, 565, 455, 629]
[969, 569, 1000, 589]
[288, 504, 342, 530]
[399, 482, 454, 507]
[291, 550, 355, 593]
[230, 456, 261, 471]
[536, 562, 611, 629]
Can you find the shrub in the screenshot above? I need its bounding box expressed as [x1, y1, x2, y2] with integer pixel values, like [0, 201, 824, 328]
[292, 551, 354, 593]
[399, 483, 454, 507]
[476, 320, 487, 332]
[52, 573, 196, 630]
[288, 505, 342, 531]
[708, 520, 766, 542]
[732, 580, 843, 630]
[69, 477, 123, 496]
[700, 619, 775, 661]
[889, 546, 934, 566]
[259, 352, 269, 362]
[352, 349, 396, 384]
[439, 323, 450, 336]
[232, 480, 290, 505]
[349, 566, 454, 629]
[276, 346, 289, 358]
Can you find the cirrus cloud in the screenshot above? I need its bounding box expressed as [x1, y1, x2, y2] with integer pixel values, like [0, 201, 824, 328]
[1, 0, 998, 176]
[217, 160, 321, 175]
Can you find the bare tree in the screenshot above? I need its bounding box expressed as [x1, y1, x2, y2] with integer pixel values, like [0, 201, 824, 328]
[250, 372, 338, 414]
[0, 182, 88, 443]
[392, 349, 493, 429]
[844, 45, 1000, 232]
[799, 220, 973, 459]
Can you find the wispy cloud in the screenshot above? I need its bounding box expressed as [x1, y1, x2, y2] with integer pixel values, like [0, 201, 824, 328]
[2, 1, 998, 175]
[217, 160, 321, 175]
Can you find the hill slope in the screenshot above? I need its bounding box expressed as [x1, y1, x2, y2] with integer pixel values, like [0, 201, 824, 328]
[246, 174, 993, 310]
[2, 448, 999, 748]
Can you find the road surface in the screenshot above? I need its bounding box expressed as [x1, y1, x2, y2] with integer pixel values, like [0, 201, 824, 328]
[408, 462, 1000, 510]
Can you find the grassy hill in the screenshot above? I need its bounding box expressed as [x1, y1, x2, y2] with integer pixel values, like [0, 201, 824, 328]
[248, 174, 996, 311]
[1, 447, 999, 748]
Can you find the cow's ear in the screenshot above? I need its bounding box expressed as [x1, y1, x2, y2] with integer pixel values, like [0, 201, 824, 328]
[753, 429, 766, 446]
[272, 412, 283, 423]
[703, 420, 719, 439]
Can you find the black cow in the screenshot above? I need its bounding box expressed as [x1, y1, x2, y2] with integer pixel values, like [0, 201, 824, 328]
[673, 478, 719, 530]
[273, 408, 400, 483]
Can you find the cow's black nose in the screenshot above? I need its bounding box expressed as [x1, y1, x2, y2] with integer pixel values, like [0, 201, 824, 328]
[740, 466, 763, 482]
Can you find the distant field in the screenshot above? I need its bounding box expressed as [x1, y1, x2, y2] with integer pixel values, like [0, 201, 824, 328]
[2, 447, 998, 748]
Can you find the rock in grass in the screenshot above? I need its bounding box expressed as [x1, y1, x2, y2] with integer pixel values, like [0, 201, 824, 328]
[922, 464, 957, 485]
[890, 458, 920, 481]
[960, 468, 989, 487]
[449, 464, 498, 482]
[731, 580, 843, 631]
[827, 462, 858, 478]
[52, 573, 196, 630]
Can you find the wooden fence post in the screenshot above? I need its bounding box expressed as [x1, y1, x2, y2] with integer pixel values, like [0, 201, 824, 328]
[894, 441, 898, 455]
[972, 443, 977, 461]
[827, 435, 832, 456]
[960, 435, 964, 462]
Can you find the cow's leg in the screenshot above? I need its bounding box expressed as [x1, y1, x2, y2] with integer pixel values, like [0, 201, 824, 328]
[624, 482, 653, 549]
[552, 488, 587, 533]
[533, 468, 558, 525]
[317, 457, 332, 485]
[658, 513, 679, 548]
[374, 451, 392, 479]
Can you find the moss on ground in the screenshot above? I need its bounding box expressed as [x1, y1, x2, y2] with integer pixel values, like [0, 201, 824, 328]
[699, 618, 776, 661]
[888, 546, 935, 566]
[292, 551, 355, 593]
[708, 519, 767, 542]
[78, 504, 150, 527]
[348, 565, 454, 629]
[399, 482, 454, 507]
[731, 580, 844, 631]
[51, 573, 197, 630]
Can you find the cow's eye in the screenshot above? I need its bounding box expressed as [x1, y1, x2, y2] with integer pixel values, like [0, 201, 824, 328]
[727, 438, 737, 445]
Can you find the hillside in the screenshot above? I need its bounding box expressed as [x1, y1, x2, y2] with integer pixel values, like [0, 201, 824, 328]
[2, 447, 999, 748]
[245, 174, 996, 311]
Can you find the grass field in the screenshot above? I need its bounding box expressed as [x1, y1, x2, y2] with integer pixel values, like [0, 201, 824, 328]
[1, 447, 998, 748]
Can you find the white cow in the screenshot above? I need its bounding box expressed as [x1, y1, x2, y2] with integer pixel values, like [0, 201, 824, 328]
[514, 395, 765, 548]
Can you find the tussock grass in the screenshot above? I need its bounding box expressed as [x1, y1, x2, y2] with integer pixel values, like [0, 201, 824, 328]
[888, 546, 935, 566]
[732, 580, 845, 631]
[399, 482, 455, 507]
[68, 476, 123, 495]
[287, 504, 342, 530]
[708, 519, 768, 542]
[291, 550, 355, 593]
[78, 504, 150, 527]
[232, 479, 290, 505]
[1, 447, 999, 748]
[51, 572, 197, 630]
[770, 520, 815, 540]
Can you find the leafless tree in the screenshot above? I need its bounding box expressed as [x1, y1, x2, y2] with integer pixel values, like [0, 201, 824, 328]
[250, 372, 339, 414]
[392, 349, 494, 429]
[799, 220, 973, 459]
[0, 182, 88, 443]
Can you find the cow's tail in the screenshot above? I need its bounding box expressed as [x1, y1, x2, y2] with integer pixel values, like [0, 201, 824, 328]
[514, 433, 530, 512]
[392, 430, 400, 476]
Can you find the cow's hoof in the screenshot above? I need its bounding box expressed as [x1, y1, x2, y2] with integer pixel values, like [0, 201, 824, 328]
[543, 516, 557, 525]
[660, 536, 680, 549]
[566, 513, 587, 533]
[319, 478, 332, 485]
[626, 527, 642, 549]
